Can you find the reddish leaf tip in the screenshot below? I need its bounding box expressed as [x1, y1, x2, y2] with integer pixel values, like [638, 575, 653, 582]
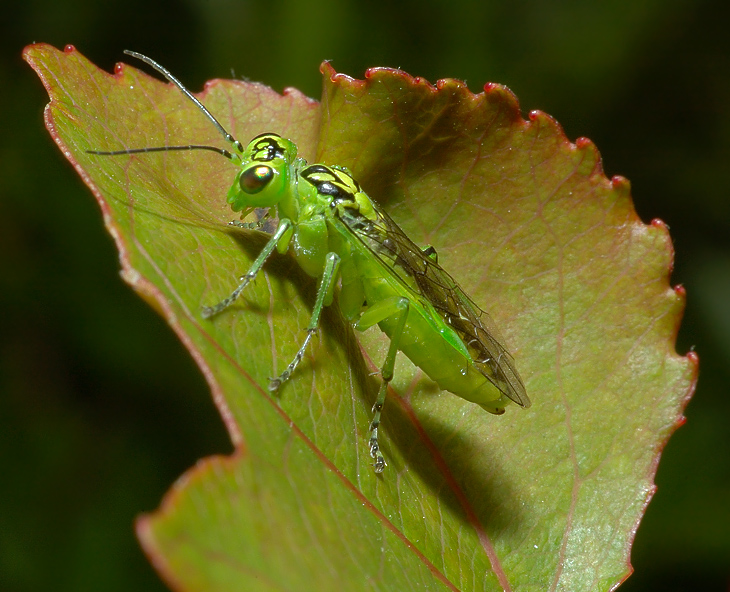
[322, 61, 358, 87]
[611, 175, 630, 192]
[22, 41, 57, 57]
[527, 109, 562, 130]
[650, 218, 668, 230]
[21, 43, 39, 60]
[372, 67, 431, 89]
[528, 110, 560, 130]
[319, 60, 334, 76]
[63, 44, 76, 53]
[321, 60, 353, 85]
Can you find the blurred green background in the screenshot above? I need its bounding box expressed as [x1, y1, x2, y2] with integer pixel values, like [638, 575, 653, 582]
[1, 0, 727, 590]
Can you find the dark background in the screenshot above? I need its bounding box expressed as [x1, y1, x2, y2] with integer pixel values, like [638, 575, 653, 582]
[2, 1, 728, 590]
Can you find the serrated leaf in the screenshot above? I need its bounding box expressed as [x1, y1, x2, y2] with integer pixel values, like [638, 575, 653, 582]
[25, 43, 696, 592]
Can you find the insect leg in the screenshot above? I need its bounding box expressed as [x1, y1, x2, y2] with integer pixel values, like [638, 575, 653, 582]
[355, 297, 410, 473]
[228, 209, 271, 230]
[269, 252, 342, 391]
[201, 218, 293, 318]
[227, 221, 260, 229]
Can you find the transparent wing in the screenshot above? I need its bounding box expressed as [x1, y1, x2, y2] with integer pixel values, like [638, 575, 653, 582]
[339, 202, 530, 408]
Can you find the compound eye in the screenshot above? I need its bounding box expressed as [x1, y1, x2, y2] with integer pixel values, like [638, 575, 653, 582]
[240, 165, 274, 194]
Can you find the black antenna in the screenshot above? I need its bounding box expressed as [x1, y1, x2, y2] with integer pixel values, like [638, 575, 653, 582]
[123, 51, 244, 154]
[87, 51, 245, 161]
[87, 145, 234, 158]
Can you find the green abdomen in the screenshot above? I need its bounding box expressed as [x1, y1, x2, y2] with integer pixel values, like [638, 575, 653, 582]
[355, 259, 510, 414]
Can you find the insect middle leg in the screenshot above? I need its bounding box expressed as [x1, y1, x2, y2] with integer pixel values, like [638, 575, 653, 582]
[269, 252, 341, 391]
[355, 297, 410, 473]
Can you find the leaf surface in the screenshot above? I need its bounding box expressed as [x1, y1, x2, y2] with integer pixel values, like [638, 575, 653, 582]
[25, 43, 696, 592]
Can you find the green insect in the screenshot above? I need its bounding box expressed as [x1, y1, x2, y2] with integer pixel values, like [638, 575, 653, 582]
[90, 51, 531, 472]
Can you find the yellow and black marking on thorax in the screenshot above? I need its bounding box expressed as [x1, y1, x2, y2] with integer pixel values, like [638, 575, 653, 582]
[299, 165, 405, 266]
[300, 164, 362, 202]
[248, 133, 290, 162]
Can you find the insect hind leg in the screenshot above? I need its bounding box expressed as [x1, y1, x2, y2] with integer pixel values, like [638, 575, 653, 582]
[356, 296, 410, 473]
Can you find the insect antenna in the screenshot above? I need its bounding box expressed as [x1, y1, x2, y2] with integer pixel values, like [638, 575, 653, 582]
[125, 51, 244, 153]
[87, 144, 236, 158]
[87, 50, 245, 163]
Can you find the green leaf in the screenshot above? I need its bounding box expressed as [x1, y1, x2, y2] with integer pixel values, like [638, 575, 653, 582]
[24, 43, 696, 592]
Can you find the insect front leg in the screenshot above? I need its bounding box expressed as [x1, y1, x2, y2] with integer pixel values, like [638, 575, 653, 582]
[355, 297, 410, 473]
[201, 219, 293, 318]
[269, 252, 341, 391]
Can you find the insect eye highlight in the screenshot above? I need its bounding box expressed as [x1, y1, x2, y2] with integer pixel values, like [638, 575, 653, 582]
[240, 165, 274, 194]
